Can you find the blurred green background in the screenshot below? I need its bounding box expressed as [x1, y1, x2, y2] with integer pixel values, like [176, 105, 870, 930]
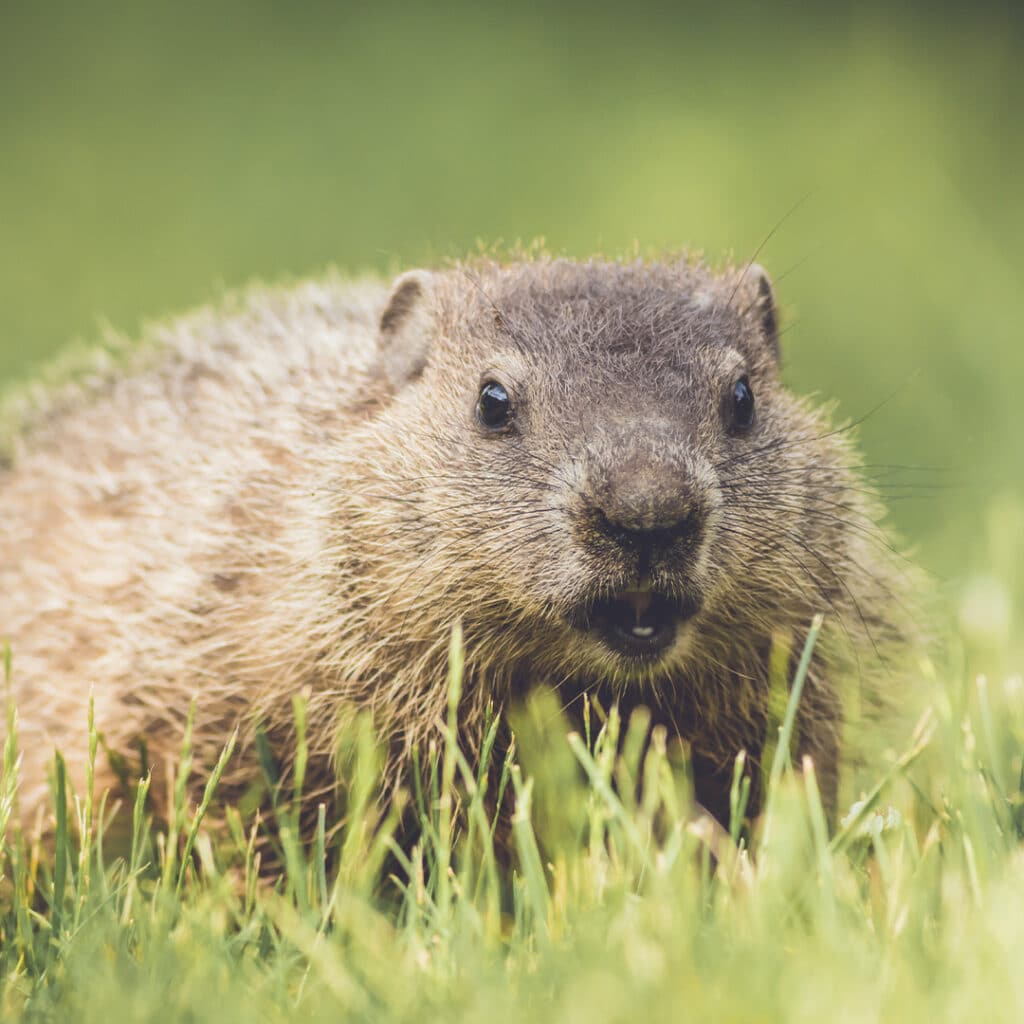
[2, 1, 1022, 641]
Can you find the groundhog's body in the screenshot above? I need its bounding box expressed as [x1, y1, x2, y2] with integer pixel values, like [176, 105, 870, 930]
[0, 256, 910, 834]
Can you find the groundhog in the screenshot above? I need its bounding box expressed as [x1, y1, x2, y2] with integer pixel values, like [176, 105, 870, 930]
[0, 253, 912, 838]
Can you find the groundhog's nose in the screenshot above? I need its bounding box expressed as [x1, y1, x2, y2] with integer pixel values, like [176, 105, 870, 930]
[586, 455, 708, 567]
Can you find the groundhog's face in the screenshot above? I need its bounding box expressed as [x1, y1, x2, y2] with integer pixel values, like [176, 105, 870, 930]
[374, 258, 825, 684]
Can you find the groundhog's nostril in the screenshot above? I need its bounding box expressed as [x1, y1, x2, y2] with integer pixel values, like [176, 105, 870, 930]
[593, 504, 706, 555]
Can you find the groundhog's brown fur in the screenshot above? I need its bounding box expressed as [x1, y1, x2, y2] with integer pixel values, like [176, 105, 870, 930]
[0, 254, 912, 836]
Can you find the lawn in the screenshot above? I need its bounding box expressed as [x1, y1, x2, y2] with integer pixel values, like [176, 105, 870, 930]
[2, 625, 1024, 1022]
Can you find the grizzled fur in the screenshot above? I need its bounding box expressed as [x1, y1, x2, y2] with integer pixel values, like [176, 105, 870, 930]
[0, 254, 911, 834]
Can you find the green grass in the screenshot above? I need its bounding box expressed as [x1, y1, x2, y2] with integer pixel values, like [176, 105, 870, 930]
[3, 620, 1024, 1023]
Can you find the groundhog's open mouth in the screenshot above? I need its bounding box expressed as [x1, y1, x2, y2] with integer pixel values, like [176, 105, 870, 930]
[570, 589, 702, 661]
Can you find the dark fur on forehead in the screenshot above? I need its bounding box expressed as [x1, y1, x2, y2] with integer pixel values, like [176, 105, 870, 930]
[447, 255, 770, 368]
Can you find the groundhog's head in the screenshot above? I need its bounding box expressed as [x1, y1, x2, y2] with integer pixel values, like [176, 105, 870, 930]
[361, 256, 842, 687]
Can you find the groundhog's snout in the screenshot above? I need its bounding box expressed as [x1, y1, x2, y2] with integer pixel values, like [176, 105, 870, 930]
[569, 443, 712, 662]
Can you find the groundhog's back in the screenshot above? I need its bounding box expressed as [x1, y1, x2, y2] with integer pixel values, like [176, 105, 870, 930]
[0, 276, 388, 815]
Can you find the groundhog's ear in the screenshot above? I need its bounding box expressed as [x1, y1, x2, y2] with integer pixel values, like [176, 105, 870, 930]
[378, 270, 436, 390]
[740, 263, 780, 363]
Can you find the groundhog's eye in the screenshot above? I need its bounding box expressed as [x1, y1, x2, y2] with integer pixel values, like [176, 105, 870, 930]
[730, 376, 755, 433]
[476, 380, 514, 431]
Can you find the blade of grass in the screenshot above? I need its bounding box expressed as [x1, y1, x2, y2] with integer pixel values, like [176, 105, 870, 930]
[760, 614, 823, 858]
[175, 728, 237, 895]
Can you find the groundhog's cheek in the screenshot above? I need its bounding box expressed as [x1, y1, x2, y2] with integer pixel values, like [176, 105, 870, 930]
[532, 569, 589, 611]
[503, 535, 592, 613]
